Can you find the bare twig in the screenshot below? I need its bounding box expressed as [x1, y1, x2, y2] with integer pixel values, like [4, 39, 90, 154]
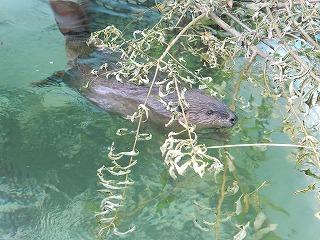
[214, 153, 228, 240]
[207, 143, 320, 150]
[230, 51, 258, 111]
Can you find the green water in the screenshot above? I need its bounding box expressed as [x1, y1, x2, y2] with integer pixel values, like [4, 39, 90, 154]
[1, 0, 320, 239]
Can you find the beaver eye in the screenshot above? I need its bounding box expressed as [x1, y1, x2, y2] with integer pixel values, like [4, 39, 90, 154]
[206, 110, 214, 116]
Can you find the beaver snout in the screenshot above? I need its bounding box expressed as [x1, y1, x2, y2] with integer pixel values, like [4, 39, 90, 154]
[228, 111, 237, 125]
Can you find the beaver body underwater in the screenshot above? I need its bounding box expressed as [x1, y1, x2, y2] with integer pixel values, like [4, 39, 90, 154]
[48, 0, 237, 129]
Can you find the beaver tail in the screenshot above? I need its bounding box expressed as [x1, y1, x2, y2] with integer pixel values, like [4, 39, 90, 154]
[49, 0, 90, 36]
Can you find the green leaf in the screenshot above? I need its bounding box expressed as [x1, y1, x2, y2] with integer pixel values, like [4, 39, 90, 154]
[299, 169, 320, 180]
[159, 169, 169, 190]
[156, 195, 175, 212]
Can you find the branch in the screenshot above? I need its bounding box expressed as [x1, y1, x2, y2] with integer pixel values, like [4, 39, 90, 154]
[207, 143, 320, 150]
[284, 4, 320, 51]
[214, 154, 228, 240]
[265, 5, 320, 83]
[223, 11, 275, 50]
[203, 9, 270, 60]
[230, 51, 258, 111]
[197, 3, 320, 83]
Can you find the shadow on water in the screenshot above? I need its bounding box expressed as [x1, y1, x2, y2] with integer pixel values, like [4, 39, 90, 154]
[0, 0, 319, 239]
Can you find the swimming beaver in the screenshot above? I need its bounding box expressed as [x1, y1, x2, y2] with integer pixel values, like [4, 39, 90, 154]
[48, 0, 237, 129]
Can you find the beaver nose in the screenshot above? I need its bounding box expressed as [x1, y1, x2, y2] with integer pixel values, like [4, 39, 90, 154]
[229, 112, 237, 125]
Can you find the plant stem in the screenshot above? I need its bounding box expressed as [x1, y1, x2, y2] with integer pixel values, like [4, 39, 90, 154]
[214, 152, 228, 240]
[207, 143, 320, 150]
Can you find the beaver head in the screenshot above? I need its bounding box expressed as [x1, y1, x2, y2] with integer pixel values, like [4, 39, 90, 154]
[183, 89, 237, 129]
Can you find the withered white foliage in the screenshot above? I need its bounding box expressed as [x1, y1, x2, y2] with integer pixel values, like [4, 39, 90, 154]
[96, 165, 135, 236]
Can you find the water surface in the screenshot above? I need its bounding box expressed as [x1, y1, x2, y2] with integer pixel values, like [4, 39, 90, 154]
[0, 1, 319, 239]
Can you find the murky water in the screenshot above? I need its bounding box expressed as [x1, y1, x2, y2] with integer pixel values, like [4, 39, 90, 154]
[1, 1, 319, 239]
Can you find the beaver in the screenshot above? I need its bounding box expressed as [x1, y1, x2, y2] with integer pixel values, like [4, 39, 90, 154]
[47, 0, 237, 129]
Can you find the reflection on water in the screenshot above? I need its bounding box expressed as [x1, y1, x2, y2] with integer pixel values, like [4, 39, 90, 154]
[0, 0, 319, 239]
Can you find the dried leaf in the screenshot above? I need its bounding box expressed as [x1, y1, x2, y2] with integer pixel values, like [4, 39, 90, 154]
[116, 128, 129, 136]
[98, 217, 115, 223]
[113, 225, 136, 236]
[107, 169, 131, 176]
[108, 142, 139, 161]
[192, 159, 208, 178]
[227, 181, 239, 195]
[168, 165, 177, 179]
[138, 104, 149, 119]
[294, 183, 317, 194]
[138, 133, 152, 140]
[253, 211, 267, 230]
[193, 219, 210, 232]
[175, 159, 192, 175]
[233, 222, 250, 240]
[235, 195, 243, 215]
